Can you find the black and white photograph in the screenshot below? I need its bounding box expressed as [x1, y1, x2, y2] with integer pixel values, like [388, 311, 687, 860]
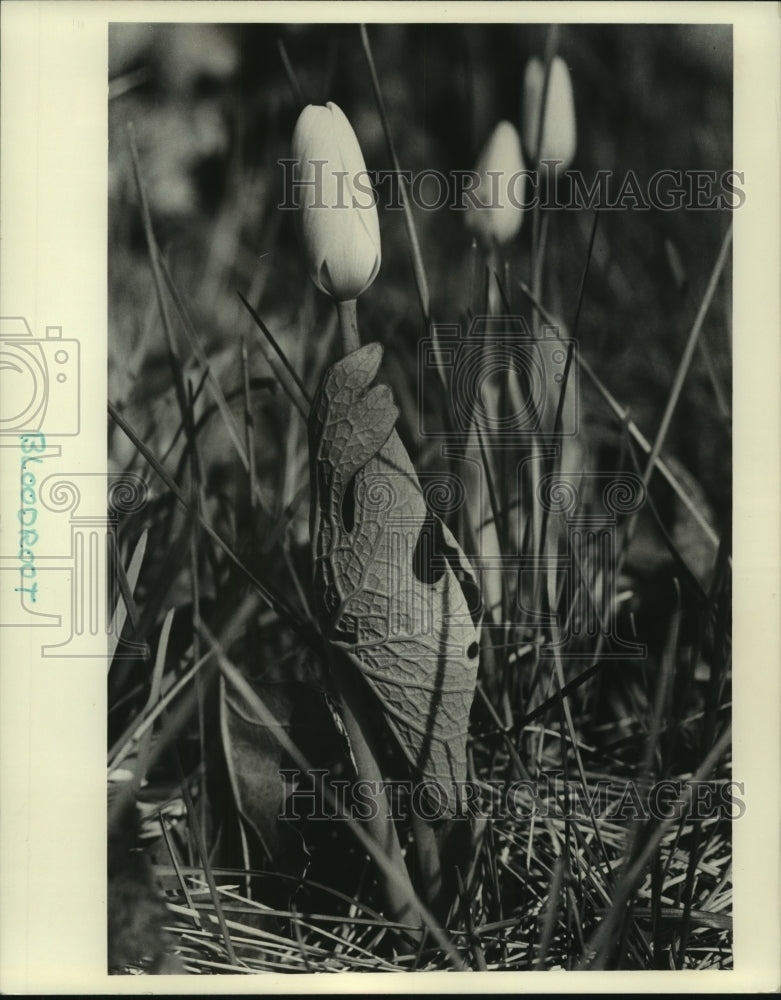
[1, 2, 779, 992]
[105, 17, 737, 974]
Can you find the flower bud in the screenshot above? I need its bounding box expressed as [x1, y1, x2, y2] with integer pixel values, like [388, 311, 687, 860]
[290, 101, 381, 301]
[465, 120, 526, 247]
[522, 55, 577, 169]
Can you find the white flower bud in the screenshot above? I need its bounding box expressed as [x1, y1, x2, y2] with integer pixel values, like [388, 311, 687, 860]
[522, 55, 577, 169]
[291, 102, 381, 301]
[465, 120, 526, 247]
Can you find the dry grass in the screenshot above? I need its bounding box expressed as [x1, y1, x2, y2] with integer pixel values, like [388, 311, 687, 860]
[107, 22, 733, 974]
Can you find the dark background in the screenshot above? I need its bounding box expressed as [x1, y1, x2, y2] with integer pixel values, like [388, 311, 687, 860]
[109, 22, 732, 533]
[107, 22, 734, 972]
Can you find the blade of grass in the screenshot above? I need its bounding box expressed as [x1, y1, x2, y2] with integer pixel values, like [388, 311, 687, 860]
[473, 420, 507, 623]
[110, 621, 199, 777]
[108, 527, 149, 666]
[620, 433, 711, 602]
[475, 682, 563, 855]
[277, 36, 307, 108]
[529, 25, 561, 324]
[616, 584, 681, 968]
[127, 123, 191, 440]
[619, 222, 733, 562]
[169, 732, 240, 966]
[667, 242, 731, 421]
[133, 606, 175, 789]
[128, 124, 274, 516]
[455, 867, 487, 970]
[184, 374, 210, 841]
[360, 23, 431, 325]
[534, 853, 565, 968]
[109, 590, 266, 829]
[158, 367, 210, 466]
[239, 334, 258, 513]
[108, 400, 308, 636]
[517, 278, 723, 553]
[280, 531, 315, 625]
[292, 901, 319, 972]
[206, 881, 401, 970]
[159, 809, 201, 929]
[570, 210, 600, 342]
[674, 818, 705, 968]
[196, 618, 464, 969]
[237, 290, 311, 416]
[582, 722, 732, 969]
[330, 650, 432, 947]
[545, 642, 615, 882]
[158, 863, 409, 930]
[156, 254, 275, 514]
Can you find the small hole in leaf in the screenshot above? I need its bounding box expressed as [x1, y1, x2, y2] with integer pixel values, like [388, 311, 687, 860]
[341, 475, 356, 532]
[453, 569, 483, 629]
[412, 512, 446, 585]
[467, 641, 479, 659]
[334, 622, 358, 646]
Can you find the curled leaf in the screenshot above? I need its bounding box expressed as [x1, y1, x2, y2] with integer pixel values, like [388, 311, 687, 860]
[309, 344, 482, 811]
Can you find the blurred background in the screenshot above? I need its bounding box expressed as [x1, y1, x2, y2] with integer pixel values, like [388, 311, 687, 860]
[108, 21, 732, 527]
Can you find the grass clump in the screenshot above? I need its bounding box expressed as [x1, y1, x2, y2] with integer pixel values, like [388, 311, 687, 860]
[108, 21, 733, 974]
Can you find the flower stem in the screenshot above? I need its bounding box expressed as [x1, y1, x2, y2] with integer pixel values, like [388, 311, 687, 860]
[329, 298, 425, 947]
[332, 655, 422, 948]
[486, 243, 500, 318]
[336, 298, 361, 353]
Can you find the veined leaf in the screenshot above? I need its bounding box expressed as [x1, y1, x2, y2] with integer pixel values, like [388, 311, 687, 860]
[309, 343, 482, 810]
[220, 632, 334, 885]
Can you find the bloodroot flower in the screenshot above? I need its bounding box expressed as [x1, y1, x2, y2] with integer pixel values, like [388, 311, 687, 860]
[290, 101, 381, 302]
[465, 120, 526, 248]
[522, 55, 577, 169]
